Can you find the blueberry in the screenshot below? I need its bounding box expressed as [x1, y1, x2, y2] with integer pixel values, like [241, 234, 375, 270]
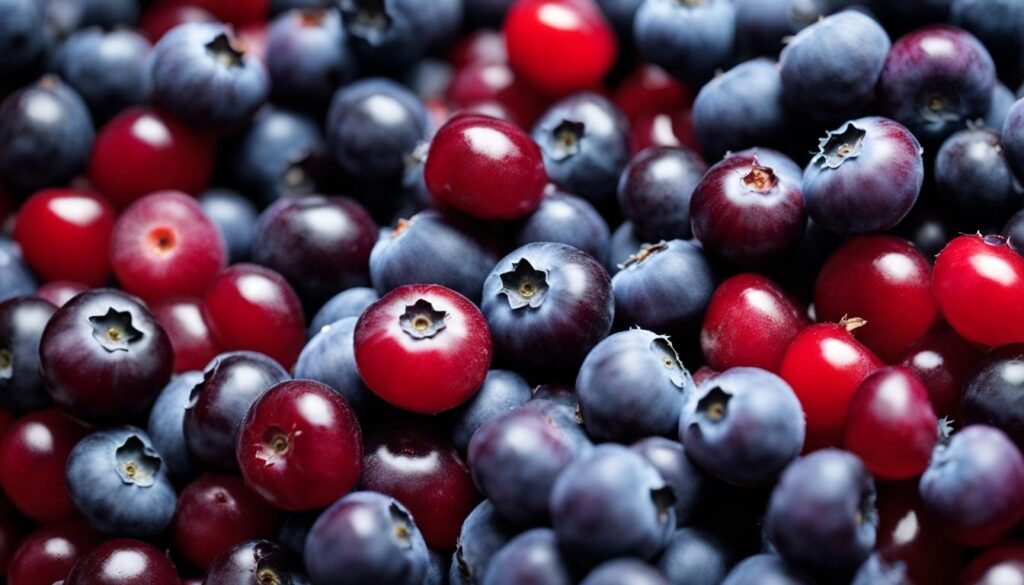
[481, 529, 572, 585]
[1002, 97, 1024, 181]
[950, 0, 1024, 67]
[405, 58, 455, 103]
[146, 371, 203, 484]
[266, 8, 357, 114]
[634, 0, 736, 84]
[607, 221, 647, 275]
[339, 0, 460, 72]
[656, 528, 737, 585]
[450, 500, 519, 585]
[451, 369, 532, 455]
[206, 539, 307, 584]
[426, 549, 451, 585]
[851, 554, 911, 585]
[935, 128, 1023, 221]
[0, 296, 55, 412]
[721, 554, 817, 585]
[66, 427, 177, 538]
[46, 0, 139, 30]
[0, 0, 46, 87]
[199, 189, 260, 264]
[596, 0, 644, 40]
[276, 509, 320, 561]
[55, 28, 151, 123]
[294, 317, 376, 415]
[618, 146, 706, 242]
[733, 0, 805, 57]
[1004, 209, 1024, 255]
[985, 81, 1017, 130]
[0, 239, 36, 302]
[630, 437, 709, 525]
[514, 190, 610, 264]
[581, 559, 669, 585]
[309, 287, 380, 337]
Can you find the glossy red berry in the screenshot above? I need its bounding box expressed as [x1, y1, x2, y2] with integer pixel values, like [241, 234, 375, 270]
[425, 114, 547, 220]
[237, 380, 363, 511]
[35, 281, 89, 307]
[815, 236, 938, 362]
[504, 0, 617, 95]
[13, 189, 116, 286]
[899, 324, 982, 419]
[151, 296, 225, 373]
[613, 65, 693, 120]
[875, 482, 963, 585]
[700, 273, 809, 373]
[446, 61, 546, 128]
[933, 234, 1024, 347]
[959, 542, 1024, 585]
[628, 108, 701, 155]
[203, 264, 306, 369]
[7, 520, 100, 585]
[354, 284, 492, 414]
[64, 539, 179, 585]
[0, 520, 20, 579]
[139, 1, 217, 42]
[189, 0, 269, 26]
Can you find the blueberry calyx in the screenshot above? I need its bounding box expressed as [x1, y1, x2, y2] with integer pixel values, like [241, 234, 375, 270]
[88, 308, 143, 352]
[256, 568, 282, 585]
[619, 240, 669, 270]
[551, 120, 585, 161]
[741, 160, 779, 194]
[389, 501, 414, 548]
[812, 122, 867, 169]
[341, 0, 394, 44]
[921, 92, 960, 124]
[299, 9, 329, 27]
[399, 299, 448, 339]
[0, 348, 11, 380]
[205, 33, 245, 68]
[650, 486, 677, 525]
[649, 336, 688, 388]
[279, 150, 318, 194]
[114, 435, 162, 487]
[696, 386, 731, 422]
[499, 259, 550, 309]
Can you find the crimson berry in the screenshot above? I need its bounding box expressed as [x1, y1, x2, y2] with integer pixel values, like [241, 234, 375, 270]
[0, 409, 89, 523]
[899, 324, 982, 419]
[151, 296, 225, 373]
[171, 473, 280, 570]
[446, 61, 547, 128]
[933, 234, 1024, 347]
[504, 0, 617, 95]
[779, 320, 885, 451]
[88, 107, 215, 210]
[237, 380, 363, 511]
[0, 520, 19, 578]
[7, 520, 100, 585]
[628, 108, 701, 155]
[12, 189, 116, 286]
[189, 0, 269, 26]
[450, 29, 508, 68]
[875, 482, 963, 585]
[959, 542, 1024, 585]
[203, 264, 306, 369]
[815, 236, 938, 362]
[139, 1, 217, 42]
[36, 281, 88, 307]
[700, 273, 809, 373]
[64, 539, 179, 585]
[354, 284, 492, 414]
[613, 65, 693, 120]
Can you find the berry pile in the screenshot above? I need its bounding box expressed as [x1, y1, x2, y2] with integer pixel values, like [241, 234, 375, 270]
[0, 0, 1023, 584]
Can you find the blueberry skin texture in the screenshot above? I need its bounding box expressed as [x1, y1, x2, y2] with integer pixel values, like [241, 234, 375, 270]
[608, 221, 646, 274]
[630, 437, 708, 525]
[634, 0, 736, 84]
[549, 444, 676, 561]
[531, 92, 630, 203]
[0, 78, 94, 196]
[766, 449, 877, 575]
[326, 78, 430, 183]
[309, 287, 379, 337]
[802, 117, 924, 234]
[482, 242, 615, 376]
[151, 23, 269, 132]
[207, 539, 309, 585]
[305, 492, 429, 585]
[200, 189, 259, 264]
[371, 210, 499, 304]
[656, 528, 736, 585]
[581, 559, 669, 585]
[266, 8, 357, 114]
[55, 28, 152, 123]
[65, 427, 177, 538]
[481, 529, 572, 585]
[935, 128, 1023, 220]
[0, 0, 46, 82]
[611, 239, 716, 335]
[450, 500, 519, 585]
[851, 554, 911, 585]
[0, 239, 37, 302]
[145, 371, 203, 484]
[1003, 97, 1024, 181]
[0, 296, 55, 412]
[985, 82, 1017, 131]
[451, 369, 532, 455]
[951, 0, 1024, 66]
[514, 191, 610, 265]
[294, 317, 375, 415]
[733, 0, 805, 57]
[1005, 209, 1024, 256]
[695, 58, 792, 161]
[721, 554, 817, 585]
[680, 368, 805, 487]
[618, 146, 706, 242]
[338, 0, 459, 72]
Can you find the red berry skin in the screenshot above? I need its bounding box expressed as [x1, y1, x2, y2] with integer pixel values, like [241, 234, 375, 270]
[425, 114, 548, 220]
[355, 284, 492, 414]
[875, 482, 962, 585]
[843, 367, 937, 480]
[899, 324, 982, 419]
[64, 539, 179, 585]
[152, 296, 225, 373]
[0, 409, 89, 523]
[8, 520, 100, 585]
[12, 189, 116, 286]
[189, 0, 269, 26]
[203, 264, 306, 369]
[933, 234, 1024, 347]
[958, 542, 1024, 585]
[237, 380, 363, 511]
[613, 65, 693, 120]
[111, 191, 226, 302]
[88, 107, 215, 210]
[779, 322, 885, 451]
[628, 108, 701, 156]
[0, 520, 20, 578]
[505, 0, 617, 96]
[815, 236, 938, 362]
[139, 1, 217, 42]
[361, 422, 480, 551]
[446, 61, 547, 129]
[171, 473, 280, 570]
[700, 273, 809, 373]
[36, 281, 89, 307]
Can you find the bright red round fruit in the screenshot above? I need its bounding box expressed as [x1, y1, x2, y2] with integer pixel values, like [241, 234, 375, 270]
[424, 114, 547, 220]
[152, 296, 224, 373]
[64, 539, 179, 585]
[35, 281, 89, 307]
[504, 0, 617, 95]
[8, 520, 100, 585]
[354, 284, 492, 414]
[899, 323, 982, 419]
[12, 189, 116, 286]
[202, 264, 306, 369]
[815, 236, 938, 362]
[613, 65, 693, 120]
[446, 61, 546, 128]
[88, 107, 215, 210]
[933, 234, 1024, 347]
[0, 409, 89, 523]
[237, 380, 363, 511]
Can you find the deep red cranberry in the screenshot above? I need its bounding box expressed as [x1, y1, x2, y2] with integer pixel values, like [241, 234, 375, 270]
[446, 61, 546, 128]
[843, 367, 937, 480]
[959, 542, 1024, 585]
[355, 284, 492, 414]
[779, 320, 885, 451]
[111, 191, 227, 302]
[152, 296, 225, 374]
[691, 366, 720, 386]
[8, 520, 100, 585]
[875, 481, 962, 585]
[64, 539, 179, 585]
[88, 107, 215, 210]
[172, 473, 280, 570]
[204, 539, 304, 585]
[504, 0, 617, 95]
[700, 273, 809, 373]
[815, 236, 938, 362]
[0, 409, 89, 523]
[899, 324, 982, 419]
[361, 421, 480, 551]
[0, 520, 20, 578]
[628, 108, 701, 155]
[449, 29, 508, 68]
[36, 281, 88, 307]
[139, 1, 217, 42]
[202, 264, 306, 369]
[12, 189, 116, 286]
[189, 0, 269, 26]
[424, 114, 547, 220]
[933, 234, 1024, 347]
[613, 65, 693, 120]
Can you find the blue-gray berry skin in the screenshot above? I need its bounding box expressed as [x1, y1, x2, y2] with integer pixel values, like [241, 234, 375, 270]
[146, 371, 203, 483]
[482, 529, 573, 585]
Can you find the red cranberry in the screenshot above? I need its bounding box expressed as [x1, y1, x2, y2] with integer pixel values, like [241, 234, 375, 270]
[0, 409, 89, 523]
[237, 380, 363, 511]
[189, 0, 268, 26]
[88, 107, 215, 210]
[8, 520, 100, 585]
[613, 65, 693, 120]
[449, 29, 508, 68]
[933, 234, 1024, 347]
[64, 539, 179, 585]
[0, 519, 20, 578]
[152, 296, 225, 374]
[899, 324, 982, 419]
[446, 61, 546, 128]
[959, 542, 1024, 585]
[361, 421, 480, 551]
[36, 281, 89, 307]
[139, 1, 217, 42]
[875, 481, 962, 585]
[779, 320, 885, 451]
[504, 0, 617, 95]
[815, 236, 938, 362]
[354, 284, 492, 414]
[204, 539, 304, 584]
[628, 108, 701, 155]
[172, 473, 280, 570]
[12, 189, 116, 286]
[691, 366, 720, 386]
[425, 114, 547, 220]
[202, 264, 306, 369]
[700, 273, 809, 373]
